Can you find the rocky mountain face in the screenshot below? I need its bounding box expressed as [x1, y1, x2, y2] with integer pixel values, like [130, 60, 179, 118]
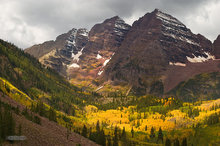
[26, 16, 131, 88]
[26, 9, 220, 96]
[102, 9, 215, 95]
[213, 35, 220, 59]
[25, 28, 89, 76]
[67, 16, 131, 87]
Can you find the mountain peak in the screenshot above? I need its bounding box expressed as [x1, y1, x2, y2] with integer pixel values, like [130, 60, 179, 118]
[103, 15, 125, 24]
[213, 34, 220, 59]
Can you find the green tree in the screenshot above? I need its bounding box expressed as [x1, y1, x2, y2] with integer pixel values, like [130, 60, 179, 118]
[7, 112, 15, 136]
[113, 126, 118, 146]
[96, 120, 100, 133]
[157, 127, 163, 143]
[182, 137, 187, 146]
[145, 125, 147, 131]
[150, 127, 155, 139]
[174, 138, 180, 146]
[48, 107, 57, 122]
[137, 119, 140, 127]
[82, 125, 87, 138]
[18, 124, 22, 136]
[33, 115, 41, 125]
[165, 138, 171, 146]
[131, 127, 134, 138]
[107, 135, 111, 146]
[121, 127, 126, 140]
[66, 123, 72, 140]
[100, 129, 106, 146]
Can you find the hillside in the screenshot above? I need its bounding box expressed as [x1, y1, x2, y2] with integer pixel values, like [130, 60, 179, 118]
[0, 92, 98, 146]
[0, 39, 97, 114]
[0, 39, 101, 145]
[169, 72, 220, 101]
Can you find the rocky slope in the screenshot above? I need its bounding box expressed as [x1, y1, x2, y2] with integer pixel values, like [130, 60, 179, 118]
[67, 16, 131, 87]
[25, 28, 89, 76]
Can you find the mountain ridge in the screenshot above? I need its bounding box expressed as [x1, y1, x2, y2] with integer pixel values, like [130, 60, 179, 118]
[25, 9, 220, 97]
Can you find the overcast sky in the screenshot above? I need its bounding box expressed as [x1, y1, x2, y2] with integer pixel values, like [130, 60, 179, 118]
[0, 0, 220, 49]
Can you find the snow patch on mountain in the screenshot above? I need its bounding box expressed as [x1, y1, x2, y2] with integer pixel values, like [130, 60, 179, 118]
[156, 10, 200, 47]
[169, 62, 186, 67]
[103, 53, 115, 67]
[156, 10, 185, 28]
[95, 86, 103, 92]
[69, 63, 80, 68]
[98, 70, 103, 76]
[114, 17, 130, 36]
[103, 59, 110, 66]
[163, 32, 200, 46]
[67, 29, 77, 47]
[96, 54, 102, 59]
[72, 47, 84, 62]
[187, 52, 215, 63]
[79, 29, 89, 37]
[97, 53, 115, 76]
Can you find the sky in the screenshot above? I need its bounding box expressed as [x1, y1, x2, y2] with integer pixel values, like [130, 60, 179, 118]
[0, 0, 220, 49]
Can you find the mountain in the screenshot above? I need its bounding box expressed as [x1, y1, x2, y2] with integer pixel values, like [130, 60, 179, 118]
[25, 28, 89, 76]
[102, 9, 218, 95]
[26, 9, 220, 97]
[25, 16, 131, 89]
[213, 35, 220, 59]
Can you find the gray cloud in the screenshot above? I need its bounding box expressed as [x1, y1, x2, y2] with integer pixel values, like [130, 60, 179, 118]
[0, 0, 219, 48]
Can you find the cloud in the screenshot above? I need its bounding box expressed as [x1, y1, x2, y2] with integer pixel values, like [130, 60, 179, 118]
[0, 0, 219, 48]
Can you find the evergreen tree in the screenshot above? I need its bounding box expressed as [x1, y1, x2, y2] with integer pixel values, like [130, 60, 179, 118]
[18, 124, 22, 136]
[121, 127, 126, 140]
[66, 123, 72, 140]
[48, 107, 57, 122]
[96, 120, 100, 133]
[131, 127, 134, 138]
[7, 112, 15, 136]
[182, 137, 187, 146]
[157, 127, 163, 143]
[113, 126, 118, 146]
[145, 125, 147, 131]
[72, 108, 75, 116]
[107, 135, 112, 146]
[100, 129, 106, 146]
[174, 138, 180, 146]
[150, 127, 155, 139]
[137, 119, 140, 127]
[165, 138, 171, 146]
[82, 125, 87, 138]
